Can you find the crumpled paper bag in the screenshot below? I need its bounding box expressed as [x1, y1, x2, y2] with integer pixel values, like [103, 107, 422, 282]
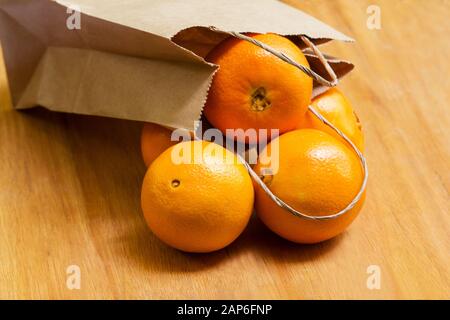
[0, 0, 354, 130]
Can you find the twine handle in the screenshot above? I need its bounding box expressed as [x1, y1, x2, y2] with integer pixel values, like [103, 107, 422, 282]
[209, 27, 368, 220]
[209, 27, 339, 87]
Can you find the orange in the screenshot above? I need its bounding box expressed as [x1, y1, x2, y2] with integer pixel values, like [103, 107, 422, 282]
[297, 88, 364, 151]
[141, 122, 192, 166]
[254, 129, 365, 244]
[204, 33, 313, 143]
[141, 122, 177, 167]
[141, 140, 254, 253]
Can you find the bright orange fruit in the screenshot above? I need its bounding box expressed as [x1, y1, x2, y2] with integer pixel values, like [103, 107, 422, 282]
[141, 140, 254, 253]
[141, 122, 192, 166]
[141, 123, 177, 167]
[297, 88, 364, 151]
[204, 33, 313, 143]
[254, 129, 365, 244]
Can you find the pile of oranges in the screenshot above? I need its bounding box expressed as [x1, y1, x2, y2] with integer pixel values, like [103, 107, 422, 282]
[140, 34, 365, 253]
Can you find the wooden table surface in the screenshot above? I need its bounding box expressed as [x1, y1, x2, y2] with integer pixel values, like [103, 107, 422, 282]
[0, 0, 449, 299]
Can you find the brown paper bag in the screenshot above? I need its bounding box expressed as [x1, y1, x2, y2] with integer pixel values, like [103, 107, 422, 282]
[0, 0, 354, 131]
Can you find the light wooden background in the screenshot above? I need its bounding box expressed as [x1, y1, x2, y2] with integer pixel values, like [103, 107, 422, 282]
[0, 0, 449, 299]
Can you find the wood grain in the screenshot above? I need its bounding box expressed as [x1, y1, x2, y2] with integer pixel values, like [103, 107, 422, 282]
[0, 0, 449, 299]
